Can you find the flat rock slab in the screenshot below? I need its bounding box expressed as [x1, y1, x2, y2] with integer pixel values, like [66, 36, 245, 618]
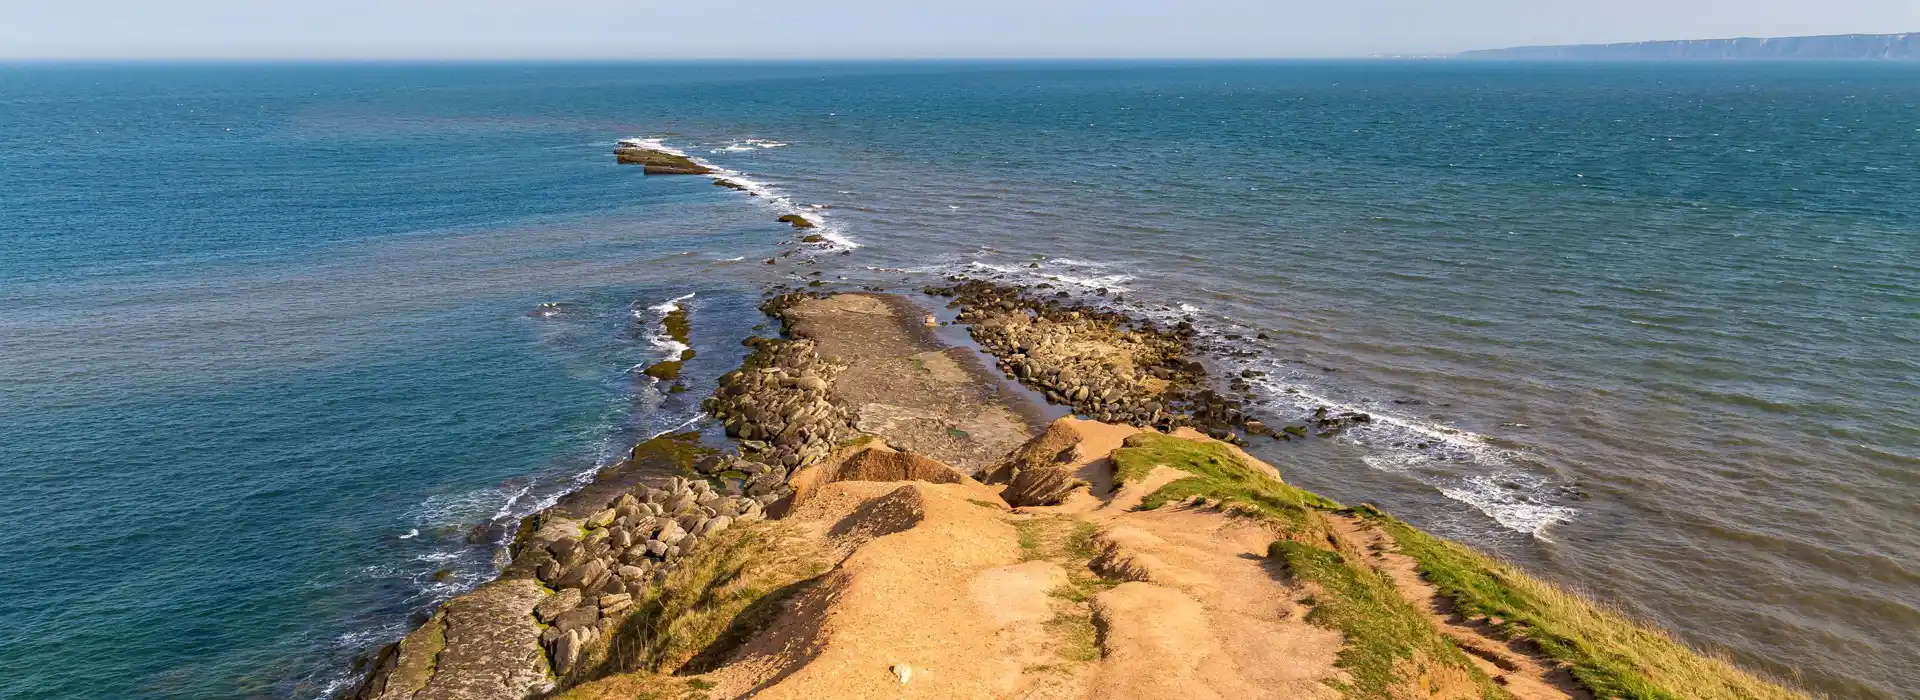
[783, 294, 1043, 473]
[414, 579, 551, 700]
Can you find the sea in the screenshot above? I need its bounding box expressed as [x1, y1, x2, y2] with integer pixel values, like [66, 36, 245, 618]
[0, 61, 1913, 699]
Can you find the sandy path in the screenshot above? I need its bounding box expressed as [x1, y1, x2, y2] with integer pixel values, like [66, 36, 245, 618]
[1087, 505, 1346, 700]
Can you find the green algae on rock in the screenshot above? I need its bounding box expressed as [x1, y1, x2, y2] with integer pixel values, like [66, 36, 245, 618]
[613, 147, 715, 175]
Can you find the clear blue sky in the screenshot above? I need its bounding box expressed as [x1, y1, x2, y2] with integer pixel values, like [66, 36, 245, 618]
[2, 0, 1915, 60]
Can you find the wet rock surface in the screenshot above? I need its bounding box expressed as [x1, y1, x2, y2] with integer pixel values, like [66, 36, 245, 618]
[768, 291, 1045, 473]
[925, 279, 1370, 445]
[612, 145, 715, 175]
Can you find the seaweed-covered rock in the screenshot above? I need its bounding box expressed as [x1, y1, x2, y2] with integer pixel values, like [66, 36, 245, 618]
[613, 146, 715, 175]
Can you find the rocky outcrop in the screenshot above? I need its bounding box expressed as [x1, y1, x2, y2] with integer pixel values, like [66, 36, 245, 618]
[776, 214, 816, 229]
[926, 280, 1375, 446]
[991, 417, 1141, 507]
[353, 460, 771, 699]
[701, 335, 858, 499]
[613, 146, 715, 175]
[785, 438, 973, 509]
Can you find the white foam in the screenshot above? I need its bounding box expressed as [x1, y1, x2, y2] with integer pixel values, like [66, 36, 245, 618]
[492, 485, 532, 521]
[1440, 474, 1577, 539]
[1047, 272, 1135, 291]
[624, 135, 861, 250]
[397, 529, 418, 539]
[647, 292, 696, 313]
[718, 256, 746, 262]
[711, 138, 788, 153]
[1236, 359, 1577, 539]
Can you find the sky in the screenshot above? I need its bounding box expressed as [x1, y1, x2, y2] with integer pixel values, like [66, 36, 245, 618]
[0, 0, 1915, 60]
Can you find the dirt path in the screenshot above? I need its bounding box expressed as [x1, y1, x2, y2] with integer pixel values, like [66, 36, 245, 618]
[1329, 515, 1591, 700]
[1084, 505, 1346, 700]
[781, 294, 1044, 474]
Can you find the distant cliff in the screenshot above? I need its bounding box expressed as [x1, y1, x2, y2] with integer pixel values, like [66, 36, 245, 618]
[1462, 32, 1917, 60]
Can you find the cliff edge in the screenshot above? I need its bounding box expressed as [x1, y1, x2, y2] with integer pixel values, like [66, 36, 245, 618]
[350, 289, 1810, 700]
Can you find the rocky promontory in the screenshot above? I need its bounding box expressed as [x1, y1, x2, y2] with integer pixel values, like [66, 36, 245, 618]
[347, 288, 1810, 700]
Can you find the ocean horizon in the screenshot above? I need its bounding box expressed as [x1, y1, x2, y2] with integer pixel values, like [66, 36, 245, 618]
[1, 60, 1913, 699]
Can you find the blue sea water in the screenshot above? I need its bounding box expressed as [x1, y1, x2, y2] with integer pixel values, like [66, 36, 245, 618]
[1, 62, 1915, 699]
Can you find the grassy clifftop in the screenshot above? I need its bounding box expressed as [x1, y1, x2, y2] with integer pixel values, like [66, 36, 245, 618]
[1111, 431, 1804, 700]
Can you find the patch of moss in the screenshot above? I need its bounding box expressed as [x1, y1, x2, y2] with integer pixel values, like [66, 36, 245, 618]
[1357, 507, 1806, 700]
[629, 431, 714, 473]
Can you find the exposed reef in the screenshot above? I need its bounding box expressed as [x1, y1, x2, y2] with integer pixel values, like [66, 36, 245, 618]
[613, 144, 715, 175]
[925, 278, 1373, 445]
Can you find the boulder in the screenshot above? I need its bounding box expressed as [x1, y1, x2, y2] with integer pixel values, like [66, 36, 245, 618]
[552, 628, 584, 676]
[656, 520, 688, 546]
[553, 605, 599, 632]
[598, 593, 632, 609]
[533, 588, 582, 623]
[698, 515, 733, 537]
[555, 559, 607, 590]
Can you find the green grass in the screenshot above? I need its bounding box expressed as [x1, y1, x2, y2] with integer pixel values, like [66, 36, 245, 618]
[1358, 507, 1808, 700]
[1011, 516, 1113, 668]
[1015, 519, 1048, 561]
[1112, 432, 1501, 699]
[550, 671, 714, 700]
[1271, 541, 1502, 700]
[1110, 432, 1338, 531]
[586, 521, 828, 684]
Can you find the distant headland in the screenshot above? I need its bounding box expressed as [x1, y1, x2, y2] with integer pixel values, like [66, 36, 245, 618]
[1462, 32, 1917, 60]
